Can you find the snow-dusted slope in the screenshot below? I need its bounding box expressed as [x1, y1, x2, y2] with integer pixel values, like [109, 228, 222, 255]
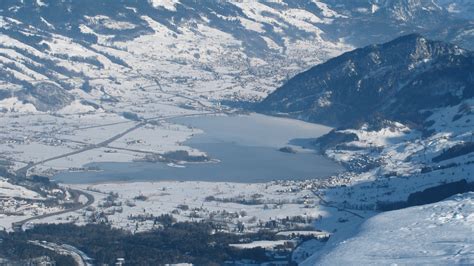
[0, 1, 472, 260]
[0, 0, 473, 113]
[303, 192, 474, 265]
[0, 178, 42, 199]
[0, 177, 71, 231]
[259, 34, 474, 207]
[311, 97, 474, 210]
[0, 0, 352, 113]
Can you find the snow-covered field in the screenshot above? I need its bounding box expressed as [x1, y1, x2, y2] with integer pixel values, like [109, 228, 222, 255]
[303, 193, 474, 265]
[0, 178, 67, 231]
[0, 5, 347, 234]
[26, 180, 342, 233]
[0, 108, 206, 175]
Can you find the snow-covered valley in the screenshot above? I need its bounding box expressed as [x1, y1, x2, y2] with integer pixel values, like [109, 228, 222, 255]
[0, 0, 351, 177]
[1, 1, 474, 265]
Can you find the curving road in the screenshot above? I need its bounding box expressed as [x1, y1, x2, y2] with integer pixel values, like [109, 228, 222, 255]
[11, 108, 226, 231]
[14, 189, 95, 231]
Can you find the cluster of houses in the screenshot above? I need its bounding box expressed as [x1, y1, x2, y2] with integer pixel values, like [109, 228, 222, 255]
[226, 230, 330, 265]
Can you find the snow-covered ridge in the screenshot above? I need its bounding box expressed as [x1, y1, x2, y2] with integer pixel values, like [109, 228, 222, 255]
[258, 34, 474, 127]
[149, 0, 179, 11]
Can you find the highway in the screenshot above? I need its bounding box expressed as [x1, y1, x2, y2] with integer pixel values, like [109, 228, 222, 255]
[29, 240, 94, 266]
[14, 110, 223, 177]
[14, 189, 95, 231]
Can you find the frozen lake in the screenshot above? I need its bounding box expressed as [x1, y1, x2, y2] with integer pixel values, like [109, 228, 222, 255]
[54, 113, 342, 184]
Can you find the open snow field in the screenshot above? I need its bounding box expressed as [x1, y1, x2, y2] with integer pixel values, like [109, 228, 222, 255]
[303, 193, 474, 265]
[21, 179, 372, 238]
[0, 178, 67, 231]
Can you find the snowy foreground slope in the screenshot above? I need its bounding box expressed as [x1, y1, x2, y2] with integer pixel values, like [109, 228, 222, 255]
[303, 193, 474, 265]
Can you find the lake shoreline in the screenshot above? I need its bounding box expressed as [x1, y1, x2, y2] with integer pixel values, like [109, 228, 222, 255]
[53, 113, 342, 184]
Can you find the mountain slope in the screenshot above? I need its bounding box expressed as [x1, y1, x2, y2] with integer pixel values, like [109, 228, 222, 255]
[0, 1, 474, 113]
[258, 34, 474, 127]
[0, 0, 352, 113]
[260, 34, 474, 263]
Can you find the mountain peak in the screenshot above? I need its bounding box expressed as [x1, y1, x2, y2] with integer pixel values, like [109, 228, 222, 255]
[258, 35, 474, 127]
[385, 32, 425, 44]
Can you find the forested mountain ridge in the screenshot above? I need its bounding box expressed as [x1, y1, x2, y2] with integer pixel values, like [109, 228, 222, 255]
[258, 34, 474, 127]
